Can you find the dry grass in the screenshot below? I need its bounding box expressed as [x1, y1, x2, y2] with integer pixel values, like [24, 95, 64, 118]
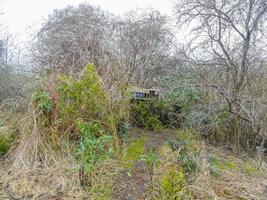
[143, 136, 267, 200]
[0, 158, 120, 200]
[0, 109, 86, 199]
[190, 145, 267, 200]
[0, 159, 86, 199]
[0, 105, 120, 200]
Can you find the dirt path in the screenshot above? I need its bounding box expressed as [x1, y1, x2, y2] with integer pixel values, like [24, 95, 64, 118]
[112, 130, 174, 200]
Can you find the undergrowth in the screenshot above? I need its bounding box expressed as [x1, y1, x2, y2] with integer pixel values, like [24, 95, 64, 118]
[74, 120, 113, 186]
[131, 100, 164, 131]
[141, 149, 161, 183]
[160, 165, 192, 200]
[0, 135, 12, 155]
[2, 64, 131, 198]
[0, 124, 16, 156]
[130, 99, 177, 131]
[124, 135, 148, 168]
[1, 63, 266, 199]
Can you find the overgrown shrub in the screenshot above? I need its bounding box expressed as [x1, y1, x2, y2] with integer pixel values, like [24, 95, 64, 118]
[168, 87, 200, 113]
[58, 64, 108, 125]
[32, 90, 54, 126]
[30, 64, 131, 161]
[168, 130, 198, 153]
[57, 64, 130, 152]
[167, 87, 238, 145]
[160, 165, 192, 200]
[33, 90, 53, 113]
[178, 153, 198, 174]
[168, 130, 199, 174]
[74, 120, 113, 186]
[130, 100, 170, 131]
[172, 85, 265, 151]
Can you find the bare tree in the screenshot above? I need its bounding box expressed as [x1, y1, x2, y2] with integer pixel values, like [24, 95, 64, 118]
[31, 4, 176, 89]
[173, 0, 267, 148]
[0, 8, 33, 103]
[114, 9, 174, 87]
[30, 3, 116, 74]
[0, 33, 33, 102]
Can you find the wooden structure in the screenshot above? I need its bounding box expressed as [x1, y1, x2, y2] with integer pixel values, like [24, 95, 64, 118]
[130, 87, 160, 100]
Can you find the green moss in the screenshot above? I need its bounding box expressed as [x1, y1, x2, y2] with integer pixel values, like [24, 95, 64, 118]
[244, 165, 257, 175]
[101, 186, 113, 200]
[222, 160, 237, 170]
[124, 135, 148, 168]
[125, 136, 148, 161]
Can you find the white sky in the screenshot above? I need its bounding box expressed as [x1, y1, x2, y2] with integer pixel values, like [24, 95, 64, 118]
[1, 0, 174, 39]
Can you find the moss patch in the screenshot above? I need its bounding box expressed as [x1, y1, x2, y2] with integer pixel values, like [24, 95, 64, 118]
[221, 160, 238, 170]
[244, 164, 258, 175]
[124, 135, 148, 168]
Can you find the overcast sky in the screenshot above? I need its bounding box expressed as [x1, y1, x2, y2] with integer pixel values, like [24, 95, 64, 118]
[2, 0, 174, 39]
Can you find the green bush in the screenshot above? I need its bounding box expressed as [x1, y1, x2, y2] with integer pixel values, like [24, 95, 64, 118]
[130, 100, 165, 131]
[168, 137, 191, 153]
[168, 87, 200, 113]
[32, 90, 53, 113]
[178, 153, 198, 174]
[58, 64, 108, 125]
[74, 121, 113, 185]
[32, 90, 54, 127]
[160, 166, 192, 200]
[117, 119, 131, 139]
[31, 64, 130, 155]
[168, 130, 199, 174]
[168, 130, 198, 153]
